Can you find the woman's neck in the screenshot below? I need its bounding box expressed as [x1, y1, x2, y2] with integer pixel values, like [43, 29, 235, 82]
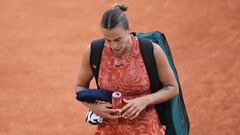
[119, 35, 133, 57]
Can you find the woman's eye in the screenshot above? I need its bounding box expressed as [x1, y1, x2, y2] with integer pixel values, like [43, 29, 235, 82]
[105, 39, 110, 43]
[114, 38, 121, 42]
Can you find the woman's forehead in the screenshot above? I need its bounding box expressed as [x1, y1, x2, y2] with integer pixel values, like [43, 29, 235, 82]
[101, 27, 127, 40]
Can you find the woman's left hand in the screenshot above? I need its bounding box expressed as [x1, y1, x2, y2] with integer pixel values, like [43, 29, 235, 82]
[120, 96, 150, 120]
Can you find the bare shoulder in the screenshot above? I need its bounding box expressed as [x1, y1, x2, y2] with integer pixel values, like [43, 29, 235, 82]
[152, 42, 166, 60]
[83, 44, 91, 57]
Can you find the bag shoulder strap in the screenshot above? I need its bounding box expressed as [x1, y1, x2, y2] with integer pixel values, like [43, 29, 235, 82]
[138, 38, 163, 92]
[90, 39, 105, 88]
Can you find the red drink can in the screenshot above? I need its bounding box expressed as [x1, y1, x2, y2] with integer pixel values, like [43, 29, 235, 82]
[112, 92, 123, 110]
[104, 92, 124, 124]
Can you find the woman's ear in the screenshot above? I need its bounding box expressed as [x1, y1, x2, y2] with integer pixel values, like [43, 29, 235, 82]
[127, 24, 131, 34]
[127, 28, 131, 35]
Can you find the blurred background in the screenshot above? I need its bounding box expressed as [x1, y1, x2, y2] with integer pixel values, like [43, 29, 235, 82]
[0, 0, 239, 134]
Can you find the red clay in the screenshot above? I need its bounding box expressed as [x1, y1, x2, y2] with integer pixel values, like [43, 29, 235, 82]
[0, 0, 239, 135]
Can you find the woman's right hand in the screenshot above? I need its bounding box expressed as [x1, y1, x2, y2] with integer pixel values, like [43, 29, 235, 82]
[83, 102, 121, 119]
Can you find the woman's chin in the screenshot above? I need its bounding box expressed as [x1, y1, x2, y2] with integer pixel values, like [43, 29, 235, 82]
[113, 52, 122, 56]
[112, 50, 124, 56]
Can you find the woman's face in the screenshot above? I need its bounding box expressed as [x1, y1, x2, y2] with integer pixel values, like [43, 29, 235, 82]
[101, 26, 131, 56]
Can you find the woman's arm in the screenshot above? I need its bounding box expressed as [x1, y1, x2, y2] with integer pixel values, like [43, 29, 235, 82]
[143, 42, 179, 104]
[75, 45, 93, 91]
[121, 42, 179, 119]
[75, 45, 120, 119]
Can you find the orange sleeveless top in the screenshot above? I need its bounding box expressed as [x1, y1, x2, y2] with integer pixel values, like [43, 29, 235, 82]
[95, 36, 166, 135]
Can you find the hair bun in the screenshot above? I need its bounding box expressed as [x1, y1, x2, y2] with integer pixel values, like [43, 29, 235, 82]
[112, 3, 128, 12]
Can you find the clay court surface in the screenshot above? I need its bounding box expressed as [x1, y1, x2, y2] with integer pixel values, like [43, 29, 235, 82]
[0, 0, 239, 134]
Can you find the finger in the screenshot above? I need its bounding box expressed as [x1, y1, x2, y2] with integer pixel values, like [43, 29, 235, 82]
[130, 110, 141, 120]
[122, 106, 136, 118]
[105, 108, 121, 114]
[103, 103, 112, 108]
[123, 98, 129, 103]
[96, 100, 108, 104]
[105, 114, 120, 119]
[125, 109, 138, 119]
[120, 103, 132, 113]
[102, 101, 110, 104]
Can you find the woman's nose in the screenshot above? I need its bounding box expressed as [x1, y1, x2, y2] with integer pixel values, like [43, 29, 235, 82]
[109, 41, 118, 49]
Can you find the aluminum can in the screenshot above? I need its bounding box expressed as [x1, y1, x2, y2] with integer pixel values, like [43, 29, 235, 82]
[112, 92, 123, 110]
